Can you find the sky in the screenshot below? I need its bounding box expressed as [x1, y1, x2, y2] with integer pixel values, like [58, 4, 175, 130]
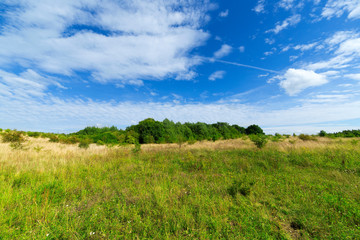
[1, 0, 360, 134]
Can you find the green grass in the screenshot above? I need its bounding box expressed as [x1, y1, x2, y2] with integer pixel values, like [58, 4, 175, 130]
[0, 144, 360, 239]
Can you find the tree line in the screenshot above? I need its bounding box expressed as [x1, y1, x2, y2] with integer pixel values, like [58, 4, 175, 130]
[38, 118, 264, 145]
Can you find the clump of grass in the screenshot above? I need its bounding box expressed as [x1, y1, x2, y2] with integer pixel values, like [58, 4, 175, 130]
[227, 179, 254, 197]
[33, 146, 44, 152]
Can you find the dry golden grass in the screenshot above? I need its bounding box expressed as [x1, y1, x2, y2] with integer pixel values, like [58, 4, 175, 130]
[1, 135, 355, 172]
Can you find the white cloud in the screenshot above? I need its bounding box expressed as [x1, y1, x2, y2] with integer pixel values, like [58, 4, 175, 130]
[293, 42, 318, 51]
[266, 14, 301, 34]
[208, 70, 226, 81]
[325, 31, 359, 46]
[0, 69, 63, 99]
[213, 44, 232, 58]
[345, 73, 360, 80]
[278, 0, 295, 10]
[278, 68, 328, 96]
[175, 71, 197, 81]
[306, 31, 360, 71]
[322, 0, 360, 20]
[239, 46, 245, 53]
[254, 0, 266, 13]
[1, 88, 360, 134]
[219, 9, 229, 17]
[265, 38, 275, 45]
[0, 0, 211, 85]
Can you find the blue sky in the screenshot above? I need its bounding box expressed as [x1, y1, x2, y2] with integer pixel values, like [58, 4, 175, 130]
[1, 0, 360, 134]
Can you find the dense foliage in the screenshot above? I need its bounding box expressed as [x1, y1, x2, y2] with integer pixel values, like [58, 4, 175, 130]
[25, 118, 263, 145]
[318, 129, 360, 138]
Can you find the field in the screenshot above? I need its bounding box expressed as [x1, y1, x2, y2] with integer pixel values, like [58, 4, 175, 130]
[0, 137, 359, 239]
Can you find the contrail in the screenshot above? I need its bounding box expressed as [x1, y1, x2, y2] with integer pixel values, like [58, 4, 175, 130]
[201, 57, 280, 74]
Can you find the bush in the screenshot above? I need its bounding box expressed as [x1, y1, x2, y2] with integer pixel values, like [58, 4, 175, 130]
[2, 131, 25, 143]
[49, 135, 59, 143]
[27, 131, 41, 138]
[2, 131, 26, 150]
[132, 142, 141, 154]
[298, 134, 317, 141]
[78, 140, 90, 149]
[319, 130, 327, 137]
[250, 135, 268, 149]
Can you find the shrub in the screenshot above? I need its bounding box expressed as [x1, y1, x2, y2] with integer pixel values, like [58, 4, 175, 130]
[132, 142, 141, 154]
[187, 138, 197, 145]
[49, 135, 59, 143]
[2, 131, 26, 150]
[78, 140, 90, 149]
[298, 134, 317, 141]
[319, 130, 327, 137]
[250, 135, 268, 149]
[27, 131, 41, 138]
[2, 131, 25, 143]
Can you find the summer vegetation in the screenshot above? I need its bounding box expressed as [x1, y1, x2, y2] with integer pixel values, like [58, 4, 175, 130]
[0, 121, 359, 239]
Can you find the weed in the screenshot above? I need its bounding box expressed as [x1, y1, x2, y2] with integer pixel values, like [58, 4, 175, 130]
[10, 142, 25, 150]
[132, 142, 141, 154]
[33, 146, 44, 152]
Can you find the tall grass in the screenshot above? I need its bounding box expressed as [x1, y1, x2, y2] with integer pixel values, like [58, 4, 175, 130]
[0, 137, 359, 239]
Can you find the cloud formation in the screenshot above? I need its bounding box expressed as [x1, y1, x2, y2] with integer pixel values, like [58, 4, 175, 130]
[208, 70, 226, 81]
[0, 0, 211, 85]
[278, 68, 328, 96]
[254, 0, 266, 13]
[267, 14, 301, 34]
[213, 44, 232, 58]
[219, 9, 229, 17]
[322, 0, 360, 20]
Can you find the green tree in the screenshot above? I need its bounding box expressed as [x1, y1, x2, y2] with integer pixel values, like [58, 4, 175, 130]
[245, 124, 264, 135]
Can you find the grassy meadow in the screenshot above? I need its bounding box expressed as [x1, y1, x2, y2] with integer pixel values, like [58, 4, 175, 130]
[0, 136, 359, 239]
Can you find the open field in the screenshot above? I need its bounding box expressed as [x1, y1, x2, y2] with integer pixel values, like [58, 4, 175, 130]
[0, 137, 360, 239]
